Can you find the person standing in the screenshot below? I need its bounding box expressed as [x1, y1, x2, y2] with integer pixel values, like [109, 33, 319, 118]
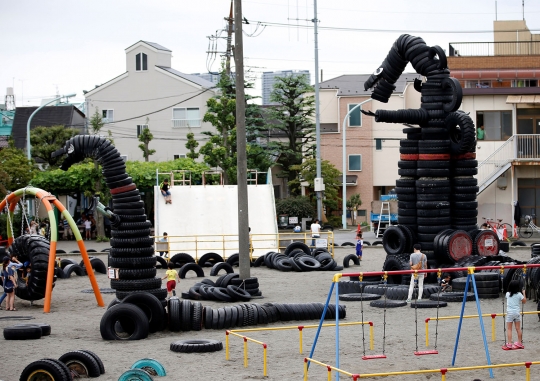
[355, 233, 363, 261]
[62, 217, 73, 240]
[160, 179, 172, 204]
[502, 280, 527, 350]
[310, 219, 321, 248]
[84, 218, 92, 241]
[159, 232, 169, 258]
[0, 255, 22, 309]
[1, 256, 18, 311]
[407, 244, 427, 303]
[477, 125, 486, 140]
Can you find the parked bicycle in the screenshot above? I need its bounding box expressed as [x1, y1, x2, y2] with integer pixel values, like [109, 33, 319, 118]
[482, 217, 514, 240]
[518, 214, 540, 239]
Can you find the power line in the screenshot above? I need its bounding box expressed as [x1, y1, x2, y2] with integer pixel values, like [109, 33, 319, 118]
[89, 89, 205, 103]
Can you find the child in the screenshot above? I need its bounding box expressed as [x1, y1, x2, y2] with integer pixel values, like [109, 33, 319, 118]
[22, 265, 32, 285]
[502, 280, 527, 350]
[84, 218, 92, 241]
[162, 262, 179, 298]
[441, 273, 452, 292]
[355, 233, 363, 261]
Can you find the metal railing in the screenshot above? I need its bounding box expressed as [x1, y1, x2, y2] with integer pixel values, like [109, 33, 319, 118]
[171, 118, 201, 128]
[449, 41, 540, 57]
[477, 135, 540, 193]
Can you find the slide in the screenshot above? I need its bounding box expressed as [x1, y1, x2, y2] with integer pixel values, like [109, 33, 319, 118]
[154, 184, 279, 258]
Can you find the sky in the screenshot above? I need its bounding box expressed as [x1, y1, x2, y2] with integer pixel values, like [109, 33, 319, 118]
[2, 0, 539, 107]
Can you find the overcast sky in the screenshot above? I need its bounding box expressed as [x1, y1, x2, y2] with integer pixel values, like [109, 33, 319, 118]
[2, 0, 539, 107]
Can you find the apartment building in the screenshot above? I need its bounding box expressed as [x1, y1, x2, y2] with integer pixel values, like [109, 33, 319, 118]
[449, 20, 540, 225]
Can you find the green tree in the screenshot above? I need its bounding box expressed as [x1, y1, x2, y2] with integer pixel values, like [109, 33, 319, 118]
[264, 74, 315, 195]
[289, 158, 342, 218]
[0, 147, 37, 199]
[346, 194, 362, 225]
[138, 120, 156, 162]
[275, 196, 315, 220]
[185, 132, 199, 160]
[30, 125, 79, 168]
[200, 68, 272, 184]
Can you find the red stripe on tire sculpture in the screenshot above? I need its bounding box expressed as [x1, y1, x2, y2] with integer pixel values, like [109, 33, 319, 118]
[110, 183, 137, 195]
[400, 154, 419, 161]
[452, 152, 476, 160]
[418, 153, 451, 160]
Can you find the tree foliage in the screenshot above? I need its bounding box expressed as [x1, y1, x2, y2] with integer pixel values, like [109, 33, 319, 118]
[0, 147, 37, 199]
[346, 194, 362, 225]
[185, 132, 199, 160]
[275, 197, 315, 220]
[200, 68, 272, 184]
[30, 125, 79, 168]
[264, 75, 315, 193]
[138, 124, 156, 162]
[289, 158, 342, 214]
[89, 108, 104, 134]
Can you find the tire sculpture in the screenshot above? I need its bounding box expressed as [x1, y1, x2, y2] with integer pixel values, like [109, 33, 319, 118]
[365, 35, 478, 264]
[52, 136, 165, 304]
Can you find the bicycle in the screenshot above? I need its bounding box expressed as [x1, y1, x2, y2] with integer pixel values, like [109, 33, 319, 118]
[482, 217, 514, 240]
[518, 214, 540, 239]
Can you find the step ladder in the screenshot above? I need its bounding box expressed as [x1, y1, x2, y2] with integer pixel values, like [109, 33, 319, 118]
[376, 202, 390, 238]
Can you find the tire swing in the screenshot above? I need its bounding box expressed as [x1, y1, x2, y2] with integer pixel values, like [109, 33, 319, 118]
[361, 274, 388, 360]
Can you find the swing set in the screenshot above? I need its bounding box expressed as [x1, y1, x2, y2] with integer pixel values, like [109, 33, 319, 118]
[0, 186, 104, 313]
[307, 264, 540, 381]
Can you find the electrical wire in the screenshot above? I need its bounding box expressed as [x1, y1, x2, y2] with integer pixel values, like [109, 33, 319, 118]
[89, 89, 206, 103]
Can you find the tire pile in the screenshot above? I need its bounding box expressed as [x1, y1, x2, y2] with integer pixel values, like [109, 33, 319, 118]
[182, 274, 261, 301]
[362, 34, 480, 262]
[56, 257, 107, 279]
[253, 243, 342, 272]
[20, 350, 104, 381]
[53, 136, 167, 304]
[7, 235, 56, 301]
[100, 290, 346, 340]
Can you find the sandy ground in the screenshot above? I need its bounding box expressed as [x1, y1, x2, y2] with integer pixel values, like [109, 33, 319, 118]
[1, 243, 539, 381]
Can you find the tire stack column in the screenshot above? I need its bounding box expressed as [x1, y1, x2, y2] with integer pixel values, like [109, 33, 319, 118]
[397, 129, 419, 237]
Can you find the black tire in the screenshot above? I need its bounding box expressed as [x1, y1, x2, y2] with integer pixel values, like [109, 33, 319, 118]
[445, 111, 476, 153]
[180, 300, 192, 331]
[430, 292, 476, 302]
[370, 300, 407, 308]
[168, 298, 181, 331]
[372, 240, 383, 246]
[179, 263, 205, 279]
[253, 256, 265, 267]
[284, 242, 311, 256]
[295, 256, 321, 271]
[109, 255, 157, 269]
[410, 300, 448, 308]
[116, 288, 168, 301]
[170, 253, 196, 267]
[64, 263, 86, 277]
[170, 339, 223, 353]
[79, 350, 105, 374]
[343, 254, 360, 268]
[111, 278, 162, 291]
[382, 254, 411, 284]
[100, 303, 149, 340]
[110, 246, 155, 258]
[20, 359, 71, 381]
[210, 262, 234, 276]
[156, 256, 167, 269]
[191, 301, 204, 331]
[213, 287, 235, 302]
[382, 226, 408, 255]
[121, 292, 165, 333]
[60, 258, 78, 269]
[227, 285, 252, 302]
[81, 257, 107, 274]
[339, 293, 381, 301]
[198, 252, 224, 267]
[110, 237, 154, 248]
[58, 350, 101, 378]
[3, 325, 42, 340]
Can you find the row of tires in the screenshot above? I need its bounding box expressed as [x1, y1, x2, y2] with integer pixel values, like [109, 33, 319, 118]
[18, 350, 105, 381]
[182, 275, 261, 301]
[252, 245, 342, 272]
[100, 290, 346, 340]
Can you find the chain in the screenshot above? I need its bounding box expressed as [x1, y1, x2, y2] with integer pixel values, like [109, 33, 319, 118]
[522, 266, 527, 343]
[360, 279, 366, 356]
[382, 273, 388, 355]
[500, 267, 506, 345]
[414, 274, 419, 352]
[20, 187, 30, 234]
[434, 271, 442, 350]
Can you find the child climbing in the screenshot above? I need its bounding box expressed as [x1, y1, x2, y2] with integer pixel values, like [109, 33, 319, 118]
[502, 280, 527, 350]
[355, 233, 363, 261]
[160, 178, 172, 204]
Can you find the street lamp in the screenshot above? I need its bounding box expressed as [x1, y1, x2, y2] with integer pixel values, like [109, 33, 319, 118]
[342, 98, 372, 230]
[26, 93, 77, 160]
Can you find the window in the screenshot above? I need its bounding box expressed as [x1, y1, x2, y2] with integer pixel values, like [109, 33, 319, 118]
[375, 139, 382, 150]
[476, 111, 512, 141]
[173, 154, 186, 160]
[136, 124, 148, 137]
[357, 210, 367, 217]
[136, 53, 148, 71]
[172, 107, 201, 127]
[102, 110, 114, 123]
[513, 79, 538, 88]
[120, 155, 128, 162]
[348, 154, 362, 171]
[348, 104, 362, 127]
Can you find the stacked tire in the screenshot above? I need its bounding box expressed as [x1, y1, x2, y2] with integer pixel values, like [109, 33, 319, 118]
[7, 235, 56, 301]
[182, 275, 257, 301]
[52, 136, 166, 304]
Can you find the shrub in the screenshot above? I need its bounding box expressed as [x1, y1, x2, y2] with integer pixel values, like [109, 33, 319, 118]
[275, 197, 315, 220]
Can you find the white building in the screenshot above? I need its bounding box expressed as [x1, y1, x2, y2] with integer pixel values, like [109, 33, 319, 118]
[84, 41, 217, 162]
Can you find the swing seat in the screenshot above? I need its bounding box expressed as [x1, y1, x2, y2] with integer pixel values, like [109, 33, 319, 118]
[362, 354, 387, 360]
[414, 350, 438, 356]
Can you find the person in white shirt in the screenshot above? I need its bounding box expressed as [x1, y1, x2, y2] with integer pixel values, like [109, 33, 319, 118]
[407, 244, 427, 303]
[310, 219, 321, 248]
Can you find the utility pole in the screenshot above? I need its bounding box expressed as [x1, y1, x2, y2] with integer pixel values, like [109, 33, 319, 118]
[234, 0, 250, 279]
[225, 0, 234, 75]
[313, 0, 323, 221]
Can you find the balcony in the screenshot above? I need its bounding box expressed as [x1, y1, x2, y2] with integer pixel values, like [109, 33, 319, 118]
[171, 119, 201, 128]
[449, 41, 540, 57]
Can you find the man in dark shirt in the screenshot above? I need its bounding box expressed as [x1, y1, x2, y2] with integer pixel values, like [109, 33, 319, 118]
[160, 179, 172, 204]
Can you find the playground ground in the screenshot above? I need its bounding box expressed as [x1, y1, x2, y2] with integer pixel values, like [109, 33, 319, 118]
[1, 243, 539, 381]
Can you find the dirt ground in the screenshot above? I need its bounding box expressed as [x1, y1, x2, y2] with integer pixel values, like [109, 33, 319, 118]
[1, 245, 539, 381]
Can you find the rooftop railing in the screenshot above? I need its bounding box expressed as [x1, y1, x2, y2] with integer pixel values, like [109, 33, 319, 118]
[449, 41, 540, 57]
